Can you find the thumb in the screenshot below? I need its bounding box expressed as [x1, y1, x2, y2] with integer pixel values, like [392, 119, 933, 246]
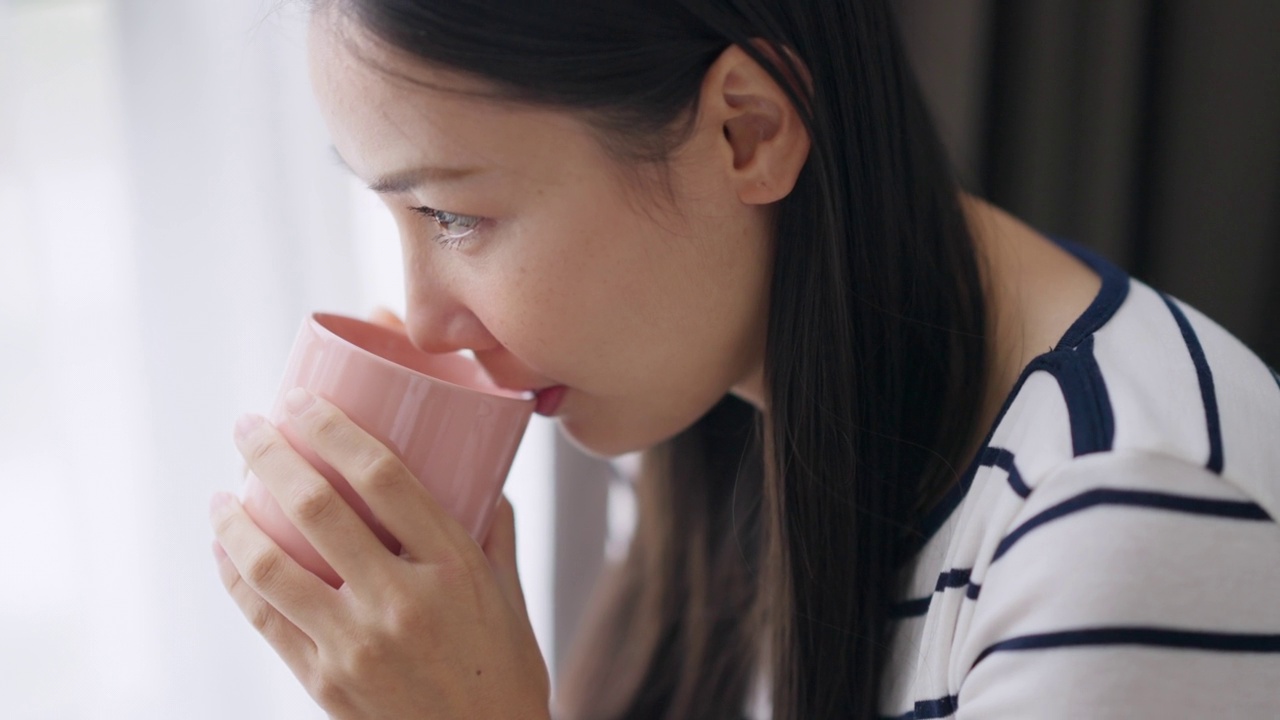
[482, 494, 530, 621]
[368, 306, 406, 334]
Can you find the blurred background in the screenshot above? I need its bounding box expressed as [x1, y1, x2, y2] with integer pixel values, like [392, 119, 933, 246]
[1, 1, 571, 717]
[1, 0, 1276, 718]
[899, 0, 1280, 365]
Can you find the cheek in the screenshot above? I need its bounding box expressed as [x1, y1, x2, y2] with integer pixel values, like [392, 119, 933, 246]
[483, 256, 617, 368]
[477, 207, 660, 376]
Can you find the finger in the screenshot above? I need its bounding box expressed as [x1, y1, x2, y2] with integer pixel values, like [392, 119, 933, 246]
[282, 388, 465, 564]
[209, 490, 342, 640]
[212, 535, 319, 681]
[369, 306, 406, 333]
[481, 495, 530, 622]
[235, 412, 393, 590]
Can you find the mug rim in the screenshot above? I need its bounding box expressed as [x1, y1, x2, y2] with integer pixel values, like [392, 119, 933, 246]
[309, 312, 536, 406]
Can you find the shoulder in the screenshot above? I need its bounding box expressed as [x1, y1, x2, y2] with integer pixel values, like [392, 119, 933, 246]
[954, 450, 1280, 719]
[1090, 279, 1280, 480]
[975, 450, 1278, 612]
[988, 272, 1280, 517]
[894, 248, 1280, 717]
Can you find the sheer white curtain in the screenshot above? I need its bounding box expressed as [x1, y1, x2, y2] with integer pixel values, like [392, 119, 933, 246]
[0, 1, 557, 717]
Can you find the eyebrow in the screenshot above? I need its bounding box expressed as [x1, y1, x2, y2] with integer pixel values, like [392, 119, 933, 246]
[330, 146, 485, 194]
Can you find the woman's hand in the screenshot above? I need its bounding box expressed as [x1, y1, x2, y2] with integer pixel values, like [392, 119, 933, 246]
[210, 386, 550, 719]
[368, 305, 407, 335]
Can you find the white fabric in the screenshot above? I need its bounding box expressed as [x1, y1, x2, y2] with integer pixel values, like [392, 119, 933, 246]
[880, 265, 1280, 718]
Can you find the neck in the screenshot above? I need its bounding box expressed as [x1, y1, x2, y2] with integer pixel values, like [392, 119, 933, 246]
[960, 192, 1103, 465]
[735, 193, 1101, 495]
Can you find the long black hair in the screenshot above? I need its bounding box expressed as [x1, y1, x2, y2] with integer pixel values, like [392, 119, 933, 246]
[317, 1, 987, 717]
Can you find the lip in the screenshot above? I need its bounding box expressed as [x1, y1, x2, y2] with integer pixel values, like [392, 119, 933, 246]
[533, 385, 568, 416]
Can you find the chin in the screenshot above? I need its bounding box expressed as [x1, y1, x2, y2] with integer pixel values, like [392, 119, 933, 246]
[556, 419, 647, 459]
[556, 413, 686, 459]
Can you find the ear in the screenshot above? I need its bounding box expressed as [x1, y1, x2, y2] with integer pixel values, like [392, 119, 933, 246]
[700, 42, 812, 206]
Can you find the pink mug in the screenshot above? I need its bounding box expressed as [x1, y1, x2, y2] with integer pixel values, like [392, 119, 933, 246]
[239, 312, 535, 588]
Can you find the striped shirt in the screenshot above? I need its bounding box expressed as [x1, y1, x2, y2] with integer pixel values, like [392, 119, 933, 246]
[877, 241, 1280, 719]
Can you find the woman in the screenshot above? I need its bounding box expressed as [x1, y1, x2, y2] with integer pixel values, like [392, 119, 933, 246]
[208, 1, 1280, 718]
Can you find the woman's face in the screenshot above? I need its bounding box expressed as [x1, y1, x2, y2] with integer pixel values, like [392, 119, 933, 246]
[308, 11, 773, 457]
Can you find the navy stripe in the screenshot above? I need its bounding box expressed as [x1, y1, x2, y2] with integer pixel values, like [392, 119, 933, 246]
[887, 596, 933, 620]
[879, 695, 959, 720]
[912, 460, 980, 555]
[912, 444, 1029, 556]
[972, 627, 1280, 669]
[889, 568, 983, 619]
[983, 446, 1031, 498]
[905, 239, 1129, 559]
[914, 694, 958, 719]
[1028, 336, 1115, 456]
[1270, 365, 1280, 394]
[992, 488, 1272, 562]
[1050, 238, 1132, 347]
[935, 567, 971, 591]
[1161, 294, 1224, 474]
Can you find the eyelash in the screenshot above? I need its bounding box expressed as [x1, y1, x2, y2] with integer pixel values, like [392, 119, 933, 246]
[409, 206, 484, 249]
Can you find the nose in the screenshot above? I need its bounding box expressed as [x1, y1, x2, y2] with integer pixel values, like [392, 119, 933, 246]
[397, 219, 500, 356]
[404, 295, 498, 355]
[402, 259, 503, 354]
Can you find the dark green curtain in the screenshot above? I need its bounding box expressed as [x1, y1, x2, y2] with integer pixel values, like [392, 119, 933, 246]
[897, 0, 1280, 366]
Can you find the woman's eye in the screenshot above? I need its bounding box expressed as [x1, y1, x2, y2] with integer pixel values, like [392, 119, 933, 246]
[410, 206, 483, 248]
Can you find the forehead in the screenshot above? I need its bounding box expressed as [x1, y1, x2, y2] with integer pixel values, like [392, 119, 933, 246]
[306, 9, 602, 185]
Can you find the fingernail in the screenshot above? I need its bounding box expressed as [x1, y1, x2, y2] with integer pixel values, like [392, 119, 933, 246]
[285, 387, 314, 416]
[212, 540, 228, 561]
[234, 414, 263, 439]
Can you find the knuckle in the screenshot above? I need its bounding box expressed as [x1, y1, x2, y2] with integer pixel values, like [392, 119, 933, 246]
[458, 541, 491, 576]
[311, 409, 346, 444]
[212, 507, 239, 539]
[310, 673, 346, 709]
[344, 635, 388, 677]
[245, 547, 287, 591]
[359, 452, 405, 492]
[292, 483, 341, 525]
[247, 601, 276, 635]
[225, 566, 248, 597]
[431, 553, 483, 602]
[245, 436, 279, 468]
[320, 633, 386, 686]
[382, 593, 428, 636]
